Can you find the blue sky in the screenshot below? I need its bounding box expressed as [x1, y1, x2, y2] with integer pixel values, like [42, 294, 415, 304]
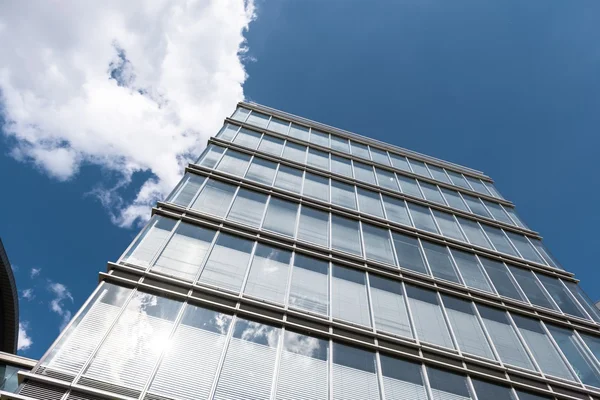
[1, 0, 600, 359]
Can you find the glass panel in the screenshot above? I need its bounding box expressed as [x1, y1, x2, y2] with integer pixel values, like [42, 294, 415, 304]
[197, 144, 225, 167]
[479, 257, 524, 301]
[515, 390, 552, 400]
[393, 233, 429, 275]
[244, 244, 292, 304]
[303, 172, 330, 202]
[246, 110, 270, 128]
[0, 365, 22, 393]
[363, 223, 395, 265]
[332, 343, 380, 400]
[382, 196, 412, 226]
[397, 175, 423, 198]
[482, 225, 518, 256]
[369, 275, 412, 338]
[427, 367, 473, 400]
[288, 254, 329, 315]
[350, 141, 371, 159]
[530, 238, 562, 270]
[331, 180, 357, 210]
[123, 216, 176, 266]
[216, 150, 251, 176]
[427, 165, 451, 184]
[465, 177, 492, 195]
[267, 117, 290, 134]
[309, 129, 330, 147]
[331, 135, 350, 153]
[506, 232, 544, 264]
[245, 157, 277, 185]
[148, 305, 232, 400]
[262, 197, 298, 237]
[405, 285, 454, 348]
[389, 153, 411, 172]
[442, 295, 494, 358]
[258, 135, 284, 156]
[152, 223, 216, 281]
[512, 314, 574, 380]
[213, 319, 280, 399]
[456, 217, 492, 249]
[357, 188, 384, 217]
[432, 210, 465, 241]
[232, 127, 261, 149]
[508, 266, 557, 310]
[274, 165, 303, 194]
[451, 249, 493, 293]
[484, 181, 504, 199]
[332, 265, 371, 326]
[288, 123, 310, 141]
[198, 233, 253, 292]
[440, 188, 469, 211]
[297, 206, 329, 247]
[282, 142, 307, 164]
[407, 203, 438, 233]
[420, 181, 445, 204]
[422, 241, 460, 283]
[408, 160, 432, 178]
[547, 325, 600, 387]
[331, 215, 362, 256]
[477, 305, 534, 370]
[563, 281, 600, 323]
[505, 207, 528, 229]
[331, 155, 353, 178]
[536, 274, 586, 319]
[580, 333, 600, 367]
[226, 189, 268, 228]
[375, 168, 399, 191]
[370, 147, 391, 166]
[471, 379, 515, 400]
[276, 331, 329, 400]
[191, 179, 236, 217]
[353, 161, 377, 185]
[169, 174, 205, 207]
[462, 194, 491, 218]
[307, 148, 330, 170]
[446, 170, 471, 190]
[380, 356, 428, 400]
[483, 200, 514, 224]
[231, 107, 250, 122]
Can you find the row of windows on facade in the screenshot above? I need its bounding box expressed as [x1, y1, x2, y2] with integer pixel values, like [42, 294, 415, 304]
[38, 283, 568, 400]
[215, 124, 519, 229]
[230, 108, 502, 199]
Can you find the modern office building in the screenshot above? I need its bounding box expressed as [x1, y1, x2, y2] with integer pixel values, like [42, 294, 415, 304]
[9, 103, 600, 400]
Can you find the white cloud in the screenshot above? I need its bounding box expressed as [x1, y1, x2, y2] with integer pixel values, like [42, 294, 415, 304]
[48, 282, 74, 331]
[0, 0, 256, 227]
[30, 268, 41, 279]
[21, 288, 35, 301]
[18, 322, 33, 351]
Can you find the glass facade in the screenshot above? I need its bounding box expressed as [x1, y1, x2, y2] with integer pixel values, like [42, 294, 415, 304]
[20, 104, 600, 400]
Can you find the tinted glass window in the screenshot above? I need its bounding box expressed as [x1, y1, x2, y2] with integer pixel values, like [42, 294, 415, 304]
[262, 197, 298, 237]
[288, 254, 329, 315]
[393, 234, 428, 275]
[331, 180, 357, 210]
[405, 285, 454, 348]
[369, 275, 412, 338]
[297, 206, 329, 247]
[422, 241, 460, 283]
[227, 189, 268, 228]
[244, 244, 292, 304]
[198, 234, 254, 292]
[331, 215, 362, 256]
[274, 165, 303, 194]
[332, 265, 371, 326]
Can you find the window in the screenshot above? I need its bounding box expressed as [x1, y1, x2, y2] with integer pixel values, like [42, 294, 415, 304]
[297, 206, 329, 247]
[288, 254, 329, 315]
[332, 343, 380, 400]
[397, 175, 423, 198]
[405, 285, 454, 348]
[462, 194, 491, 218]
[309, 129, 330, 147]
[369, 275, 412, 338]
[484, 181, 504, 199]
[432, 210, 465, 241]
[331, 180, 357, 210]
[198, 233, 254, 292]
[303, 172, 330, 202]
[471, 379, 515, 400]
[267, 117, 290, 134]
[169, 174, 204, 207]
[536, 274, 586, 319]
[370, 147, 391, 165]
[580, 332, 600, 367]
[257, 135, 284, 156]
[262, 197, 298, 237]
[563, 281, 600, 323]
[456, 217, 492, 249]
[123, 216, 176, 266]
[231, 107, 250, 122]
[505, 232, 544, 264]
[529, 238, 562, 270]
[152, 223, 216, 282]
[274, 165, 303, 194]
[483, 200, 514, 225]
[508, 266, 556, 310]
[440, 188, 469, 211]
[307, 148, 330, 170]
[479, 258, 524, 301]
[450, 250, 493, 293]
[389, 153, 411, 172]
[331, 155, 353, 178]
[481, 225, 518, 256]
[244, 244, 292, 304]
[427, 165, 451, 184]
[375, 168, 399, 191]
[288, 123, 310, 141]
[465, 177, 491, 196]
[356, 187, 384, 217]
[232, 127, 261, 149]
[511, 314, 574, 380]
[441, 295, 494, 359]
[331, 135, 350, 153]
[408, 160, 432, 178]
[350, 141, 371, 159]
[216, 150, 251, 177]
[446, 170, 471, 190]
[246, 110, 270, 128]
[191, 179, 236, 217]
[407, 203, 438, 233]
[362, 223, 395, 265]
[282, 142, 307, 164]
[197, 144, 225, 167]
[419, 181, 445, 204]
[332, 265, 371, 326]
[213, 319, 280, 399]
[226, 189, 268, 228]
[515, 390, 552, 400]
[422, 241, 460, 283]
[382, 196, 412, 226]
[380, 356, 428, 400]
[504, 207, 528, 229]
[217, 123, 239, 140]
[331, 215, 362, 256]
[477, 305, 534, 370]
[427, 367, 473, 400]
[393, 233, 429, 275]
[353, 161, 377, 185]
[245, 157, 277, 185]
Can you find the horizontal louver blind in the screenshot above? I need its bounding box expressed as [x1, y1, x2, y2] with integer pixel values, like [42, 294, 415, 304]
[332, 364, 380, 400]
[275, 351, 328, 400]
[430, 388, 472, 400]
[383, 376, 428, 400]
[19, 381, 66, 400]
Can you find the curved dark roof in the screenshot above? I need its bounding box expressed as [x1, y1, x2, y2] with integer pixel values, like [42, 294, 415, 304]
[0, 238, 19, 353]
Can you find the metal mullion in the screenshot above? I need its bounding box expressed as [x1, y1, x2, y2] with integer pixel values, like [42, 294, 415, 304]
[401, 281, 420, 341]
[207, 314, 239, 400]
[465, 375, 481, 400]
[365, 144, 374, 162]
[239, 241, 260, 297]
[437, 183, 452, 207]
[392, 171, 404, 196]
[504, 311, 544, 375]
[145, 219, 183, 272]
[471, 299, 503, 364]
[374, 351, 387, 400]
[328, 261, 334, 323]
[223, 185, 243, 222]
[460, 173, 475, 192]
[524, 235, 554, 269]
[191, 227, 222, 285]
[404, 199, 417, 229]
[501, 260, 530, 304]
[473, 253, 498, 296]
[329, 338, 334, 400]
[257, 193, 272, 231]
[451, 213, 471, 247]
[436, 292, 462, 354]
[420, 363, 435, 400]
[501, 204, 521, 227]
[530, 271, 563, 314]
[557, 278, 593, 322]
[538, 319, 584, 385]
[386, 223, 401, 269]
[358, 220, 367, 261]
[572, 330, 600, 377]
[349, 159, 356, 180]
[477, 198, 496, 222]
[427, 205, 444, 236]
[446, 244, 467, 287]
[185, 172, 210, 210]
[293, 203, 303, 243]
[500, 227, 522, 256]
[210, 146, 228, 170]
[475, 220, 499, 255]
[456, 191, 475, 215]
[269, 325, 286, 400]
[327, 210, 333, 255]
[240, 153, 254, 178]
[365, 272, 377, 331]
[228, 124, 243, 143]
[423, 163, 437, 182]
[282, 252, 297, 313]
[415, 238, 434, 277]
[413, 178, 426, 198]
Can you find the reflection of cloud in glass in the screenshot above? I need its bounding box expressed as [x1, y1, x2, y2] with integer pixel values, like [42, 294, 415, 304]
[212, 312, 231, 335]
[235, 320, 279, 348]
[283, 331, 326, 360]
